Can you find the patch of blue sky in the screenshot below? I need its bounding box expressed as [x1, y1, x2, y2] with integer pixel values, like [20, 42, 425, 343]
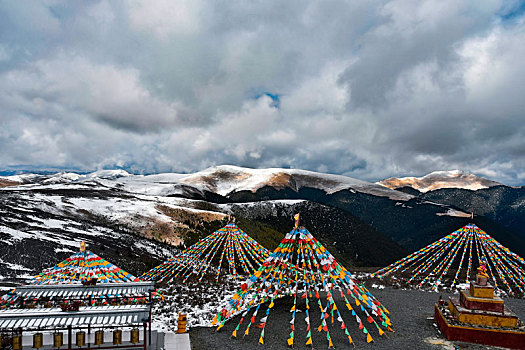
[499, 0, 525, 22]
[253, 92, 281, 108]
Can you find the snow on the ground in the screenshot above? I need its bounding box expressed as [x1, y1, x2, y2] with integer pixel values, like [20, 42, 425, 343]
[152, 277, 244, 332]
[0, 257, 32, 280]
[54, 246, 75, 254]
[216, 199, 306, 213]
[1, 183, 93, 191]
[371, 283, 386, 289]
[424, 337, 456, 350]
[436, 208, 472, 218]
[378, 170, 501, 193]
[81, 169, 132, 180]
[132, 240, 176, 258]
[0, 173, 42, 183]
[176, 165, 413, 200]
[2, 166, 414, 201]
[38, 218, 66, 229]
[65, 196, 172, 224]
[0, 260, 31, 272]
[453, 282, 470, 291]
[42, 172, 82, 184]
[0, 225, 87, 247]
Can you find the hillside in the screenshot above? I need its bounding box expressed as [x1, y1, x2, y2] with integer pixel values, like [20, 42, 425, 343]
[378, 170, 502, 192]
[1, 165, 524, 284]
[419, 185, 525, 240]
[0, 178, 407, 284]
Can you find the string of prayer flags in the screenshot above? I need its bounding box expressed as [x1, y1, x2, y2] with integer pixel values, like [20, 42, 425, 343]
[371, 223, 525, 296]
[141, 222, 270, 283]
[213, 219, 392, 347]
[30, 243, 138, 285]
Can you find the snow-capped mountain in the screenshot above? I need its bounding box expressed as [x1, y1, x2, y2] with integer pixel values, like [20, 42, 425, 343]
[0, 165, 435, 283]
[176, 165, 417, 200]
[2, 165, 524, 286]
[377, 170, 502, 193]
[1, 165, 413, 201]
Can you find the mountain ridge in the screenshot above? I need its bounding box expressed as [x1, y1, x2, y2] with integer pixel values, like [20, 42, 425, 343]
[378, 170, 504, 192]
[1, 165, 524, 285]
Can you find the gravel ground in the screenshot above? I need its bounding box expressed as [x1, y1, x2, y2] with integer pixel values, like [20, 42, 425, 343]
[189, 287, 525, 349]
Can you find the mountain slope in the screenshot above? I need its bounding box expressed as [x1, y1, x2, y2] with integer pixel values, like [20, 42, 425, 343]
[0, 188, 178, 283]
[226, 185, 479, 253]
[2, 165, 523, 282]
[177, 165, 413, 200]
[0, 177, 409, 283]
[378, 170, 502, 192]
[419, 185, 525, 240]
[1, 165, 414, 201]
[223, 200, 408, 267]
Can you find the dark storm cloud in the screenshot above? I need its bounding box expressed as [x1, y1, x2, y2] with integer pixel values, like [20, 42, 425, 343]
[0, 0, 524, 185]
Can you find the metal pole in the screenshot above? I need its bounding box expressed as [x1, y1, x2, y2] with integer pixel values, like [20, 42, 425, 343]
[148, 308, 152, 346]
[88, 323, 91, 349]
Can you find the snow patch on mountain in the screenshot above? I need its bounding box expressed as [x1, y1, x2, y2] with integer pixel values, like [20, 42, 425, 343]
[82, 169, 132, 180]
[177, 165, 413, 200]
[0, 224, 86, 248]
[42, 172, 82, 184]
[436, 208, 473, 218]
[378, 170, 502, 193]
[2, 165, 415, 201]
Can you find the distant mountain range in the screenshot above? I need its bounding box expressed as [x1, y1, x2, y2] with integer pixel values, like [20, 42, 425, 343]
[378, 170, 503, 192]
[1, 166, 524, 284]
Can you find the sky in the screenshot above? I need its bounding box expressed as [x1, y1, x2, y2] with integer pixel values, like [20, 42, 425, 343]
[1, 1, 525, 185]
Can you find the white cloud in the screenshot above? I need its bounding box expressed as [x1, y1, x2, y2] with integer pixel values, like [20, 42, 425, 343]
[0, 0, 524, 185]
[128, 0, 203, 38]
[0, 53, 183, 132]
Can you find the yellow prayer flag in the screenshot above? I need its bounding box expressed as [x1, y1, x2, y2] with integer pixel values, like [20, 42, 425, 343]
[366, 333, 373, 343]
[287, 338, 294, 346]
[259, 336, 264, 345]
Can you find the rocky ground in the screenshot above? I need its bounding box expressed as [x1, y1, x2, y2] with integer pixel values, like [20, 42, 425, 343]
[189, 287, 525, 350]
